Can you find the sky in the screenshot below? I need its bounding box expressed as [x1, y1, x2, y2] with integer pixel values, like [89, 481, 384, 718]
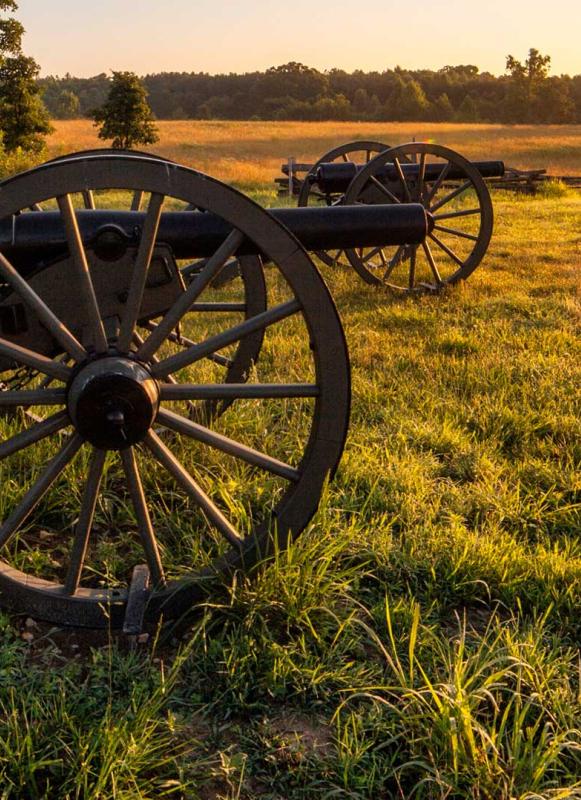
[18, 0, 581, 78]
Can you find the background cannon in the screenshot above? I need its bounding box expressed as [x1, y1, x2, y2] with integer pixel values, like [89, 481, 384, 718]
[292, 140, 503, 292]
[0, 152, 429, 629]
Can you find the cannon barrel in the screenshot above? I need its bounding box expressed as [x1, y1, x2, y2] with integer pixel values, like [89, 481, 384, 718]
[314, 160, 506, 194]
[0, 204, 429, 270]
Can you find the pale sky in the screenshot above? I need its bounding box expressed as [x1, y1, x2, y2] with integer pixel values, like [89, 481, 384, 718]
[18, 0, 581, 78]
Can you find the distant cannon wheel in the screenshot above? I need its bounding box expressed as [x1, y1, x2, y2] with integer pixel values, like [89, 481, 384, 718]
[5, 150, 267, 423]
[298, 140, 390, 267]
[0, 155, 349, 627]
[343, 142, 494, 292]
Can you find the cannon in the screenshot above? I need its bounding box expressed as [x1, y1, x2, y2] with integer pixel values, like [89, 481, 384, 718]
[0, 151, 431, 629]
[291, 141, 504, 292]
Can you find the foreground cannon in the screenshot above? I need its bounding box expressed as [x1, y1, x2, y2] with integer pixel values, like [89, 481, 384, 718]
[295, 141, 503, 291]
[0, 152, 429, 628]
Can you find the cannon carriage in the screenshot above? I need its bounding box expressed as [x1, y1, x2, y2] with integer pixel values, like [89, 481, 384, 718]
[0, 150, 434, 629]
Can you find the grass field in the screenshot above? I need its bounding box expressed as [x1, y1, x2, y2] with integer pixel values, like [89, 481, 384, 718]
[0, 123, 579, 798]
[46, 120, 581, 192]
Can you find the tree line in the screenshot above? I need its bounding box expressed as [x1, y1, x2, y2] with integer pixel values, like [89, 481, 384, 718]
[39, 52, 581, 124]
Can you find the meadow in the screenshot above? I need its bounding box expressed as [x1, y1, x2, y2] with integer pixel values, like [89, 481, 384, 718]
[46, 120, 581, 191]
[0, 122, 579, 798]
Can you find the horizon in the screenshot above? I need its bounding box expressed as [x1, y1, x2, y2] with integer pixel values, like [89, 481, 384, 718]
[19, 0, 581, 79]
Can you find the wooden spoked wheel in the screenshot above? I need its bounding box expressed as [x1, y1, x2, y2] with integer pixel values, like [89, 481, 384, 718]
[0, 155, 350, 627]
[342, 143, 494, 292]
[4, 150, 267, 424]
[297, 141, 390, 267]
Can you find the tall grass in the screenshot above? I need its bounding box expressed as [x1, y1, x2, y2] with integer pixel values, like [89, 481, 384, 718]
[45, 120, 581, 191]
[0, 125, 578, 798]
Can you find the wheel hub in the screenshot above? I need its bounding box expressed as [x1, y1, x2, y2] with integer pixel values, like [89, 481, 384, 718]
[67, 357, 159, 450]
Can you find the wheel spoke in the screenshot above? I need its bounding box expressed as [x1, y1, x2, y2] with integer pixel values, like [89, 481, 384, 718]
[416, 153, 426, 202]
[120, 447, 166, 586]
[433, 224, 479, 242]
[0, 410, 70, 460]
[0, 433, 83, 549]
[393, 158, 411, 202]
[142, 322, 233, 369]
[0, 388, 66, 407]
[408, 247, 417, 290]
[160, 382, 319, 401]
[430, 180, 472, 213]
[422, 242, 443, 285]
[82, 190, 95, 210]
[382, 246, 404, 282]
[151, 299, 301, 379]
[0, 338, 71, 382]
[0, 253, 86, 362]
[429, 233, 465, 268]
[369, 175, 401, 204]
[117, 192, 165, 352]
[145, 430, 243, 549]
[424, 161, 451, 206]
[64, 448, 106, 595]
[57, 193, 108, 353]
[362, 245, 384, 264]
[432, 208, 482, 221]
[130, 191, 144, 212]
[157, 408, 300, 482]
[137, 228, 245, 362]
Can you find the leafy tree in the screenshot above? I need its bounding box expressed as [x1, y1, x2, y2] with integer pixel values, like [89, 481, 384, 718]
[505, 48, 551, 121]
[455, 94, 479, 122]
[54, 89, 80, 119]
[0, 0, 52, 152]
[430, 92, 454, 121]
[93, 71, 158, 149]
[0, 0, 22, 55]
[388, 77, 430, 121]
[535, 77, 575, 123]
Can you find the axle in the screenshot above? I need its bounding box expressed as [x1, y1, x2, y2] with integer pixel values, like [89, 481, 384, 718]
[314, 160, 506, 194]
[0, 204, 430, 271]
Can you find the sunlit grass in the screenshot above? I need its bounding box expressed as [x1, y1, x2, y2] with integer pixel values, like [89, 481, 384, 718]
[47, 120, 581, 194]
[0, 126, 579, 797]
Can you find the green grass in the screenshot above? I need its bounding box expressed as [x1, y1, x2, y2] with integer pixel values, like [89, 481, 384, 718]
[0, 182, 579, 797]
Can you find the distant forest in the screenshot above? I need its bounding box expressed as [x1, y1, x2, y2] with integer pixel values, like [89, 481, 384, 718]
[38, 56, 581, 124]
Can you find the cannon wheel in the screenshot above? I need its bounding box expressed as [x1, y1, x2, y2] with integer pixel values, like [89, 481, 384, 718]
[0, 155, 350, 628]
[6, 149, 268, 424]
[343, 143, 494, 292]
[297, 141, 390, 267]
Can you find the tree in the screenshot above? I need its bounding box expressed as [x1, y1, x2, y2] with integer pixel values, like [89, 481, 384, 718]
[535, 77, 574, 123]
[429, 92, 454, 121]
[54, 89, 80, 119]
[455, 94, 479, 122]
[0, 0, 22, 55]
[388, 77, 430, 121]
[93, 71, 158, 149]
[0, 0, 52, 152]
[505, 48, 551, 121]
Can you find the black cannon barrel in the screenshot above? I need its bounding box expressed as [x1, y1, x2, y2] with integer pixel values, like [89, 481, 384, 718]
[0, 204, 428, 270]
[315, 160, 506, 194]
